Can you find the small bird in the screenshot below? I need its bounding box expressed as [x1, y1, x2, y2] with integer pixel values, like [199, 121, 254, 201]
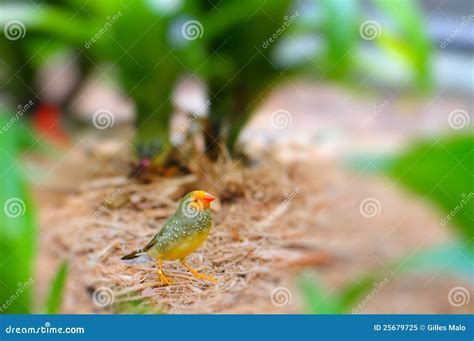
[122, 190, 217, 285]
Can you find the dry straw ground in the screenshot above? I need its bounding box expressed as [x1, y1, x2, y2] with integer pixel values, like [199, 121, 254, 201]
[33, 142, 467, 314]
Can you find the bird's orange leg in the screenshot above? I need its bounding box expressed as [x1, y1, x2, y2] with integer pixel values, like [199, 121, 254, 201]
[180, 258, 217, 283]
[157, 259, 173, 285]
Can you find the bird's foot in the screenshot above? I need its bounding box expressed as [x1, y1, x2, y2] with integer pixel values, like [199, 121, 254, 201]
[193, 273, 217, 283]
[158, 272, 174, 286]
[179, 258, 217, 283]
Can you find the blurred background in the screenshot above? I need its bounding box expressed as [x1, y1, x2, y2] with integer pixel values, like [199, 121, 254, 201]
[0, 0, 472, 314]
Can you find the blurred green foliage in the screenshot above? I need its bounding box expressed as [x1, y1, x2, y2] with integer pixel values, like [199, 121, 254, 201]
[103, 1, 184, 158]
[0, 0, 433, 164]
[389, 135, 474, 241]
[319, 0, 359, 79]
[0, 114, 36, 313]
[0, 112, 68, 314]
[374, 0, 432, 90]
[44, 261, 69, 314]
[195, 0, 293, 157]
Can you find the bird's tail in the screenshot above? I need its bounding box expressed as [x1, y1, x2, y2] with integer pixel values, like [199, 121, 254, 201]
[121, 249, 152, 264]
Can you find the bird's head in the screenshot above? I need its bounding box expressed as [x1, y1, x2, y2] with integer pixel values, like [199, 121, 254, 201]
[178, 190, 216, 217]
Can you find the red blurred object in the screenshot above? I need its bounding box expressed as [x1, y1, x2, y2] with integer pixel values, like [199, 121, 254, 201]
[32, 104, 70, 145]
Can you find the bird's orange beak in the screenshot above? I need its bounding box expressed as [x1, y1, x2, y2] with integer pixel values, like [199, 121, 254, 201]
[203, 193, 216, 204]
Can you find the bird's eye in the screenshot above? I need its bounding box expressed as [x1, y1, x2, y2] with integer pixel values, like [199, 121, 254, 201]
[193, 199, 198, 203]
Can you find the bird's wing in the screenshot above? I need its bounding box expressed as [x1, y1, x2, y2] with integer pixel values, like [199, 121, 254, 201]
[142, 215, 178, 252]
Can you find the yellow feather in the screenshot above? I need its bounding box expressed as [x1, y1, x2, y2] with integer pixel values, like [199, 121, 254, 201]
[158, 231, 210, 260]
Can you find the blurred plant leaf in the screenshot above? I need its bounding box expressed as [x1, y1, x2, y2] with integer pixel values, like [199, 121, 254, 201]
[374, 0, 433, 91]
[320, 0, 359, 78]
[0, 4, 94, 42]
[0, 113, 36, 313]
[44, 261, 69, 314]
[336, 274, 388, 313]
[298, 274, 340, 314]
[200, 0, 293, 156]
[388, 135, 474, 241]
[101, 1, 183, 159]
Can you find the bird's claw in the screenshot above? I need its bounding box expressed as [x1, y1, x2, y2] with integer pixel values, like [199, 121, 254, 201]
[158, 272, 174, 286]
[194, 273, 217, 283]
[179, 259, 217, 283]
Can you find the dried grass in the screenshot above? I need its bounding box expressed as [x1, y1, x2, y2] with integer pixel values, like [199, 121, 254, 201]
[36, 150, 454, 314]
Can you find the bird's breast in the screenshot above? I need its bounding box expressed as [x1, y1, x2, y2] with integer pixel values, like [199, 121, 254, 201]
[160, 230, 210, 260]
[147, 210, 212, 260]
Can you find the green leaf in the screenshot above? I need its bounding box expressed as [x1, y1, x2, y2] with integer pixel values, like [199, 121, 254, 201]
[298, 274, 340, 314]
[373, 0, 433, 91]
[320, 0, 359, 78]
[337, 274, 390, 313]
[0, 4, 95, 42]
[0, 113, 36, 313]
[388, 135, 474, 240]
[44, 261, 69, 314]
